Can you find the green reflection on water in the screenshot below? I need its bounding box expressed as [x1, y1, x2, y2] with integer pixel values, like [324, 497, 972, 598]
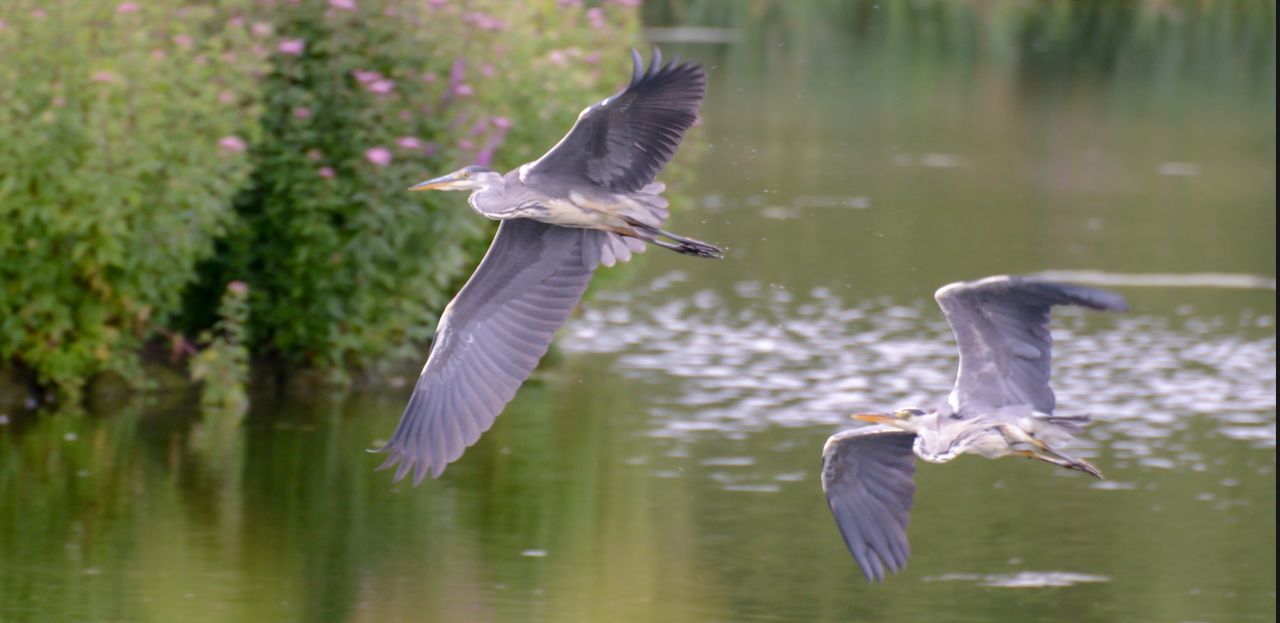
[2, 1, 1275, 622]
[1, 385, 1275, 622]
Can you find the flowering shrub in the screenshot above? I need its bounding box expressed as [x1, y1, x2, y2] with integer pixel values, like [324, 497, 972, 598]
[0, 0, 266, 396]
[0, 0, 639, 395]
[195, 0, 639, 373]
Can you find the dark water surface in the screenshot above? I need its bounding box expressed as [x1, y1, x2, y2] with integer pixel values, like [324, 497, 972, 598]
[2, 2, 1275, 622]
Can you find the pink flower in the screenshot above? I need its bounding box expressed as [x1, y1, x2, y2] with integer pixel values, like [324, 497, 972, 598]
[396, 136, 426, 151]
[449, 58, 466, 90]
[318, 166, 335, 179]
[453, 83, 473, 97]
[219, 136, 247, 153]
[586, 7, 606, 29]
[421, 71, 438, 83]
[306, 149, 323, 161]
[481, 64, 496, 78]
[548, 50, 568, 66]
[328, 0, 357, 10]
[277, 39, 305, 55]
[367, 78, 395, 94]
[227, 16, 245, 28]
[353, 70, 382, 84]
[555, 0, 581, 7]
[218, 90, 236, 104]
[293, 106, 312, 119]
[611, 0, 642, 5]
[476, 133, 507, 169]
[116, 2, 140, 13]
[251, 22, 272, 37]
[584, 51, 602, 65]
[0, 19, 7, 30]
[364, 147, 392, 167]
[173, 34, 194, 49]
[227, 281, 250, 295]
[151, 49, 167, 60]
[492, 117, 512, 130]
[31, 9, 47, 19]
[91, 71, 117, 83]
[462, 12, 507, 32]
[457, 139, 474, 150]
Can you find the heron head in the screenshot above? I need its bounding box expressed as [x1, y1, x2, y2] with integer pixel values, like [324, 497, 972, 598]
[851, 408, 927, 431]
[409, 165, 499, 192]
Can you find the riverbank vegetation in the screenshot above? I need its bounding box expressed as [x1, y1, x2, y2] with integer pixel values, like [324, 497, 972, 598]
[0, 0, 638, 405]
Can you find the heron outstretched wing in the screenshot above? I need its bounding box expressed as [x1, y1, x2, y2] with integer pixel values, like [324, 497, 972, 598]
[821, 425, 918, 583]
[935, 275, 1129, 415]
[377, 219, 595, 484]
[522, 48, 706, 194]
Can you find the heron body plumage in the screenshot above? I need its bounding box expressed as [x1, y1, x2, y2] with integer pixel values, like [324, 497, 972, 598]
[412, 48, 720, 260]
[468, 171, 670, 235]
[380, 48, 722, 483]
[899, 407, 1090, 464]
[822, 275, 1127, 582]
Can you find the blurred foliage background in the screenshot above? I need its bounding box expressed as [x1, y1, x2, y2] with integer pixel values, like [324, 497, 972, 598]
[0, 0, 638, 402]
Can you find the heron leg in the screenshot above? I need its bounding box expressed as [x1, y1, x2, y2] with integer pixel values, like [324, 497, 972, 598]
[627, 224, 723, 258]
[616, 215, 724, 259]
[1018, 443, 1104, 479]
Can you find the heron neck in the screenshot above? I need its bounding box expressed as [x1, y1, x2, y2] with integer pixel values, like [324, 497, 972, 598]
[468, 177, 508, 217]
[909, 412, 966, 463]
[913, 434, 961, 464]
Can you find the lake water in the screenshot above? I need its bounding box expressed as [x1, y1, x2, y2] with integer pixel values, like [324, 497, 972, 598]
[1, 2, 1275, 622]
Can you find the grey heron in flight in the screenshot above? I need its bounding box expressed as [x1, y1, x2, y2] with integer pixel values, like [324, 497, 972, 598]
[820, 275, 1128, 582]
[376, 49, 721, 484]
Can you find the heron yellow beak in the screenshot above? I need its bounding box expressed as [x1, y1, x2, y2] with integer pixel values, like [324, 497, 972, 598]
[408, 174, 456, 192]
[851, 412, 895, 424]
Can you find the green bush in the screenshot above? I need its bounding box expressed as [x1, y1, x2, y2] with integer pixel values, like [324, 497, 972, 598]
[193, 0, 638, 375]
[0, 0, 266, 397]
[0, 0, 640, 396]
[190, 281, 250, 416]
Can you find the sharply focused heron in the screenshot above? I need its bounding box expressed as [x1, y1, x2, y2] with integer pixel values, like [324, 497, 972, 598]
[376, 49, 721, 483]
[820, 275, 1128, 582]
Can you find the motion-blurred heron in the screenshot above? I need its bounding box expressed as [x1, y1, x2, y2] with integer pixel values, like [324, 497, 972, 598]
[377, 49, 721, 484]
[820, 275, 1128, 582]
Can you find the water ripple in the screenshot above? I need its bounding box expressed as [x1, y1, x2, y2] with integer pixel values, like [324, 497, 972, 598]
[924, 571, 1111, 588]
[564, 275, 1278, 465]
[1032, 270, 1276, 290]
